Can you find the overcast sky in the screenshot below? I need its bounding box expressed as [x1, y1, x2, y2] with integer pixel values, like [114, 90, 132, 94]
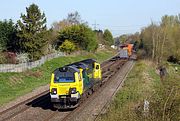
[0, 0, 180, 36]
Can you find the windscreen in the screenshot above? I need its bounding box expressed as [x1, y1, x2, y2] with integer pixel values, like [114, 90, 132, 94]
[54, 71, 75, 83]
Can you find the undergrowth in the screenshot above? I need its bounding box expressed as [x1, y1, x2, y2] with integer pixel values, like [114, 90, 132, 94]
[98, 60, 180, 121]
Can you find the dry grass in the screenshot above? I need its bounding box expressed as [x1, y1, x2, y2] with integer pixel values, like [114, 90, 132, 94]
[98, 60, 180, 121]
[24, 70, 43, 78]
[8, 75, 24, 86]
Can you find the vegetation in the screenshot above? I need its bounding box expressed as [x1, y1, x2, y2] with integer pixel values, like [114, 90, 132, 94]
[139, 14, 180, 64]
[0, 19, 17, 52]
[0, 50, 115, 106]
[16, 4, 49, 61]
[59, 39, 76, 54]
[52, 11, 86, 32]
[0, 5, 115, 64]
[119, 34, 129, 44]
[98, 60, 180, 121]
[99, 14, 180, 121]
[58, 24, 98, 52]
[103, 29, 114, 45]
[51, 11, 87, 46]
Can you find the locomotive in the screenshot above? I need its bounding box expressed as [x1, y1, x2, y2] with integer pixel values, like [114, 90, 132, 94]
[49, 59, 102, 109]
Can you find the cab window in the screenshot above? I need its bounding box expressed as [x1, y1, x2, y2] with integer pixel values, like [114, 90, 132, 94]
[54, 71, 75, 83]
[96, 65, 99, 69]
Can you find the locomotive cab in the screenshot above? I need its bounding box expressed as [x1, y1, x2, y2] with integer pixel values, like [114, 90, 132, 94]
[80, 59, 102, 80]
[50, 66, 83, 108]
[93, 62, 101, 79]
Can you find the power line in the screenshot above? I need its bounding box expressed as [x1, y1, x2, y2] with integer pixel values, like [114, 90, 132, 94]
[110, 28, 141, 31]
[99, 24, 147, 28]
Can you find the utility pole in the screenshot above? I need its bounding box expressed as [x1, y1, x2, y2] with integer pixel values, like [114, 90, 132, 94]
[92, 21, 99, 30]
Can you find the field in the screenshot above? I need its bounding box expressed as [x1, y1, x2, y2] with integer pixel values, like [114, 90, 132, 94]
[0, 50, 115, 106]
[98, 60, 180, 121]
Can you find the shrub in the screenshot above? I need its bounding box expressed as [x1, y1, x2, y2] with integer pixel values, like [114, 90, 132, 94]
[59, 39, 76, 54]
[0, 53, 7, 64]
[58, 24, 98, 52]
[167, 55, 179, 64]
[0, 52, 17, 64]
[16, 53, 29, 63]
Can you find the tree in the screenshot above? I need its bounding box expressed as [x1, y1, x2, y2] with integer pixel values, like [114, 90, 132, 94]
[58, 24, 98, 52]
[59, 39, 76, 54]
[52, 20, 70, 32]
[51, 12, 88, 50]
[67, 11, 82, 25]
[52, 11, 87, 32]
[94, 30, 105, 44]
[114, 37, 120, 46]
[103, 29, 114, 45]
[139, 14, 180, 64]
[119, 34, 128, 44]
[16, 3, 48, 60]
[0, 19, 18, 52]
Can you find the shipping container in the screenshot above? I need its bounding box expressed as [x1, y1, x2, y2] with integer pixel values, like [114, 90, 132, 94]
[119, 49, 129, 58]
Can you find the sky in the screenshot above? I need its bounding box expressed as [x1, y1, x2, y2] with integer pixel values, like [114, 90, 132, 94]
[0, 0, 180, 37]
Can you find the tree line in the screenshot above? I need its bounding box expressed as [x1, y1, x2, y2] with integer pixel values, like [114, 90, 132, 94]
[129, 14, 180, 64]
[0, 4, 114, 63]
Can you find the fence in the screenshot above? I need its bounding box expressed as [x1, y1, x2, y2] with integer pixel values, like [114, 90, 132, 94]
[0, 52, 65, 72]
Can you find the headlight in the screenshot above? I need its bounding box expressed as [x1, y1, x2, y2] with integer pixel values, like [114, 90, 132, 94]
[51, 88, 57, 94]
[69, 88, 76, 94]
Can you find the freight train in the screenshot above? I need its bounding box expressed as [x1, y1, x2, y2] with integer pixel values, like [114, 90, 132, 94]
[49, 59, 102, 109]
[119, 44, 134, 59]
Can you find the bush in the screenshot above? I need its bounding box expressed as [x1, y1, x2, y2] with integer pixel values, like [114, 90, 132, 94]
[58, 24, 98, 52]
[167, 55, 179, 64]
[0, 53, 7, 64]
[16, 53, 29, 63]
[59, 40, 76, 54]
[0, 52, 17, 64]
[137, 49, 146, 59]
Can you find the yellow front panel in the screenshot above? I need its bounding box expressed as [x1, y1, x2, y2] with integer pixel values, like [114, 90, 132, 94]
[57, 83, 76, 95]
[50, 72, 83, 96]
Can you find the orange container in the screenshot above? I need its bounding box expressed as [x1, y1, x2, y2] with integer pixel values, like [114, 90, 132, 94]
[127, 44, 133, 56]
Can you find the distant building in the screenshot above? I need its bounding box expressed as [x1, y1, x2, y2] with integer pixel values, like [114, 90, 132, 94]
[111, 45, 117, 49]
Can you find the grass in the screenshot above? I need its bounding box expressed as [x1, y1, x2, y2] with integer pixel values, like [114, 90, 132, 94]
[98, 60, 180, 121]
[0, 50, 115, 106]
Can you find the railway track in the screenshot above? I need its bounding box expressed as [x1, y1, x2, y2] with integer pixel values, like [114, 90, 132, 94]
[94, 61, 135, 121]
[61, 60, 134, 121]
[0, 56, 130, 121]
[0, 91, 50, 121]
[44, 59, 128, 121]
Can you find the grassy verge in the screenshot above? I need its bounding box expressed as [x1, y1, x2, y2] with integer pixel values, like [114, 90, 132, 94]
[0, 50, 115, 106]
[98, 60, 180, 121]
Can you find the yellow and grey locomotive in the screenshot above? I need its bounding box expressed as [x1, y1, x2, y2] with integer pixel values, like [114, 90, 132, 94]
[49, 59, 102, 109]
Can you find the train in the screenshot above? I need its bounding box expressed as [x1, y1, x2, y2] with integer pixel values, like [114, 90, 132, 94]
[119, 44, 135, 59]
[49, 59, 102, 109]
